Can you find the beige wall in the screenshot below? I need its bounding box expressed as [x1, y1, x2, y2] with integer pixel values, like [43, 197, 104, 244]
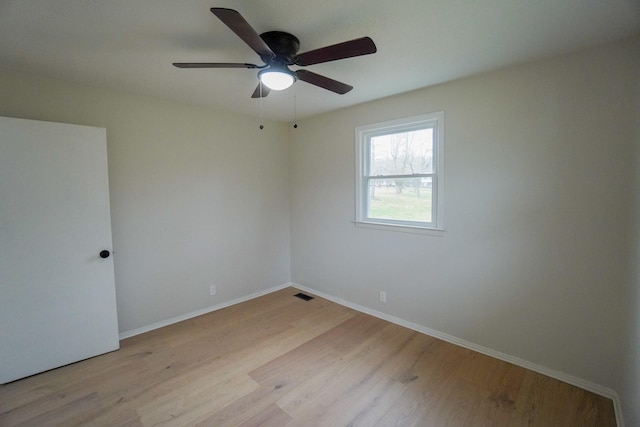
[623, 61, 640, 426]
[289, 36, 639, 421]
[0, 72, 292, 332]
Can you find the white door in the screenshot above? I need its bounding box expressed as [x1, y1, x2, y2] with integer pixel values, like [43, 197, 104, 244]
[0, 116, 119, 384]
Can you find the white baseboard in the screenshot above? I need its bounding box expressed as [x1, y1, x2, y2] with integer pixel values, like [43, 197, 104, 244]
[118, 283, 291, 340]
[117, 281, 625, 427]
[289, 283, 625, 427]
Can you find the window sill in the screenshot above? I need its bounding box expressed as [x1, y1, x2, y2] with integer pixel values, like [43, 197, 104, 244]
[353, 220, 445, 236]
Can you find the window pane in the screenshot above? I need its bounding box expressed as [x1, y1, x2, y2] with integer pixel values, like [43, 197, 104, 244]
[368, 177, 432, 222]
[369, 128, 433, 176]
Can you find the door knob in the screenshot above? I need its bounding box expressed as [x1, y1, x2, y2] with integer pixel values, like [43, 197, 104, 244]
[99, 250, 110, 259]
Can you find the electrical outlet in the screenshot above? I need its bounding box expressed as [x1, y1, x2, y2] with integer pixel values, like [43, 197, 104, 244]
[210, 285, 216, 296]
[380, 291, 387, 303]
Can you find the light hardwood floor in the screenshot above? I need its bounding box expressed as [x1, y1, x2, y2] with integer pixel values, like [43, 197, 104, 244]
[0, 287, 616, 426]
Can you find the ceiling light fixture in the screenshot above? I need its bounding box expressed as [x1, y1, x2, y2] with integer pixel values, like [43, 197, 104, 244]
[258, 65, 296, 91]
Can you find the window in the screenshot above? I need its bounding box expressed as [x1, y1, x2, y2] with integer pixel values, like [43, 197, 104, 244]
[355, 112, 444, 234]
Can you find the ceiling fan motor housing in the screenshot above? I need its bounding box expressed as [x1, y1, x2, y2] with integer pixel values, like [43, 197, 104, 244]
[260, 31, 300, 64]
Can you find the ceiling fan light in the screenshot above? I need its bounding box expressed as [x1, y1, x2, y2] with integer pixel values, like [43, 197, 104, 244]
[259, 69, 295, 91]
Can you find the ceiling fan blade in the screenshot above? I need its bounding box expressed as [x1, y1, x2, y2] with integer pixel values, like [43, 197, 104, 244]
[173, 62, 259, 69]
[251, 82, 271, 98]
[210, 8, 275, 60]
[295, 69, 353, 94]
[294, 37, 377, 66]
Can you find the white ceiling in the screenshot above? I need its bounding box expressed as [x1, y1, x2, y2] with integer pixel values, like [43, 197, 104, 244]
[1, 0, 639, 122]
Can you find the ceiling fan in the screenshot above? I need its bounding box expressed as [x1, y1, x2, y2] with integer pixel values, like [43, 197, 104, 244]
[173, 8, 377, 98]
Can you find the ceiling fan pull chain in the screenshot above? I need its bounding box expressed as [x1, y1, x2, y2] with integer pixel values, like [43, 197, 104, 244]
[259, 83, 264, 130]
[293, 85, 298, 129]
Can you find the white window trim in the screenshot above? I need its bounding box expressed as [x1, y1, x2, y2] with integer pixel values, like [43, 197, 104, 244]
[354, 112, 445, 235]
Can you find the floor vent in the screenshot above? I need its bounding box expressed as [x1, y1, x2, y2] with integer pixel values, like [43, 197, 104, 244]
[294, 292, 314, 301]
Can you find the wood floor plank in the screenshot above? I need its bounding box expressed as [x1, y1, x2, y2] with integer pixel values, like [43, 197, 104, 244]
[234, 403, 293, 427]
[0, 287, 616, 426]
[279, 324, 465, 426]
[275, 323, 413, 418]
[347, 375, 408, 427]
[137, 373, 259, 426]
[373, 347, 471, 427]
[511, 371, 616, 427]
[193, 384, 288, 427]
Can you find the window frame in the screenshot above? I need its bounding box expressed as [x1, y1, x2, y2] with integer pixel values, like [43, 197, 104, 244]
[354, 112, 445, 235]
